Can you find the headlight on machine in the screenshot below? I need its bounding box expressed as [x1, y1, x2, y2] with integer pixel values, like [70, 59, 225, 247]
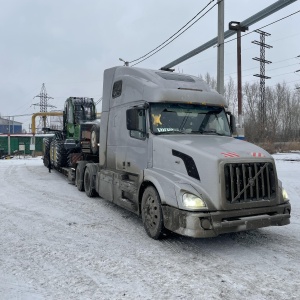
[282, 188, 289, 202]
[182, 193, 207, 209]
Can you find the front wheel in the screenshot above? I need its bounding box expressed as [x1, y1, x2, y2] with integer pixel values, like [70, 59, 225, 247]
[141, 186, 165, 240]
[43, 138, 52, 167]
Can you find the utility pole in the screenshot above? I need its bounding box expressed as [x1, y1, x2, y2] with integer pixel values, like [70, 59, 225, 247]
[217, 0, 224, 95]
[32, 83, 55, 132]
[252, 30, 272, 134]
[229, 21, 248, 140]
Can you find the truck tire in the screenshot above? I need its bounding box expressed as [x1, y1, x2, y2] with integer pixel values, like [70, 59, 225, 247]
[50, 140, 56, 167]
[43, 138, 52, 167]
[84, 164, 98, 197]
[141, 186, 165, 240]
[90, 125, 100, 155]
[55, 140, 67, 168]
[76, 163, 85, 191]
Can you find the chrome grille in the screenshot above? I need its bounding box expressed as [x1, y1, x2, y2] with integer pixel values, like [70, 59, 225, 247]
[224, 162, 276, 203]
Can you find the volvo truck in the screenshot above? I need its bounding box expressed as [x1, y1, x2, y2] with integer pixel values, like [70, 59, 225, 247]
[50, 66, 291, 239]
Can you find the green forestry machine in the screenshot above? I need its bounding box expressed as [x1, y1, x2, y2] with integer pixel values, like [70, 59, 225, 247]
[43, 97, 100, 170]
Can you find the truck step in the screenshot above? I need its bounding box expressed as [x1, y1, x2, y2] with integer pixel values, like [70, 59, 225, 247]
[119, 197, 137, 211]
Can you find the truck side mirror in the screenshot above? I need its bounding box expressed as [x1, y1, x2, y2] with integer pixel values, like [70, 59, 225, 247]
[229, 113, 237, 135]
[126, 109, 140, 131]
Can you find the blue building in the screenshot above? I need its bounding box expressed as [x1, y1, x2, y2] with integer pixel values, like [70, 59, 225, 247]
[0, 117, 22, 134]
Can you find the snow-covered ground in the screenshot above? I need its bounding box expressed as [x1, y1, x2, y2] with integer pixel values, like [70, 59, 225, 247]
[0, 153, 299, 300]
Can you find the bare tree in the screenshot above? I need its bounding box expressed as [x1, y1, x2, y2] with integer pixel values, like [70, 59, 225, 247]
[243, 82, 261, 142]
[199, 73, 217, 91]
[199, 72, 300, 148]
[224, 77, 237, 116]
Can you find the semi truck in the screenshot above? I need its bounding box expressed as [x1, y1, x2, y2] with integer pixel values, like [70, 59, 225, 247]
[44, 66, 291, 240]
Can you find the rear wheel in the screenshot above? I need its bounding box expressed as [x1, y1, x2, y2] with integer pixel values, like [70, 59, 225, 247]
[76, 164, 85, 191]
[141, 186, 165, 240]
[84, 164, 97, 197]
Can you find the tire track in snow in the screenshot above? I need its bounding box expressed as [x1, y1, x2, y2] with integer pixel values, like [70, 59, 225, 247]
[1, 159, 300, 299]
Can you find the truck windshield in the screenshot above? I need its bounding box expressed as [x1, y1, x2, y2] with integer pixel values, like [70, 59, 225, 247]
[149, 103, 231, 136]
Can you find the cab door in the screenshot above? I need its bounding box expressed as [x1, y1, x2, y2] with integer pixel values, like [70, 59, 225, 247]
[113, 107, 149, 213]
[125, 108, 149, 176]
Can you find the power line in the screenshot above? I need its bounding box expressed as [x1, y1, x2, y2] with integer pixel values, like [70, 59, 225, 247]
[225, 56, 299, 76]
[241, 70, 297, 85]
[234, 70, 297, 83]
[128, 0, 216, 64]
[222, 9, 300, 46]
[269, 78, 300, 87]
[50, 94, 102, 99]
[268, 70, 297, 78]
[2, 113, 33, 118]
[130, 0, 219, 67]
[225, 62, 299, 78]
[181, 35, 300, 69]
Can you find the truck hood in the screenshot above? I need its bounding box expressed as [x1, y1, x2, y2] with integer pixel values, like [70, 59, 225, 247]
[153, 134, 271, 162]
[152, 135, 274, 210]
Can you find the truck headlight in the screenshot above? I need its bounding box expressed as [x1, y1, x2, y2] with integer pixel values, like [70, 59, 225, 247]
[282, 188, 289, 202]
[182, 193, 207, 209]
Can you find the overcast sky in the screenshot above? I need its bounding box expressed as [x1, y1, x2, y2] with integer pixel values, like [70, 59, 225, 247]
[0, 0, 299, 131]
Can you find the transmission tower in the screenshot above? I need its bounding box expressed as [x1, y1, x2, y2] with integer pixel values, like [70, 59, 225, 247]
[252, 29, 272, 129]
[32, 83, 55, 131]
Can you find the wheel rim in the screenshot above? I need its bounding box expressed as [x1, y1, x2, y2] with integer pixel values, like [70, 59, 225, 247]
[143, 195, 159, 231]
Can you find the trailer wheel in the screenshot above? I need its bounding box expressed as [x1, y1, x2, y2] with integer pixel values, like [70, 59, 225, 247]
[84, 164, 97, 197]
[141, 186, 165, 240]
[75, 164, 85, 191]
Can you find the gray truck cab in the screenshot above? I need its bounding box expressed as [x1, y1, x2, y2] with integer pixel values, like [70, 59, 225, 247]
[90, 66, 290, 239]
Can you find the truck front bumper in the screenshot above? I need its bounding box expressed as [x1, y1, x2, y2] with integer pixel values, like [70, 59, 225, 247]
[162, 203, 291, 238]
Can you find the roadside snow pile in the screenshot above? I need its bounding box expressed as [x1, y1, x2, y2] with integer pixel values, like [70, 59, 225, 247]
[273, 151, 300, 161]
